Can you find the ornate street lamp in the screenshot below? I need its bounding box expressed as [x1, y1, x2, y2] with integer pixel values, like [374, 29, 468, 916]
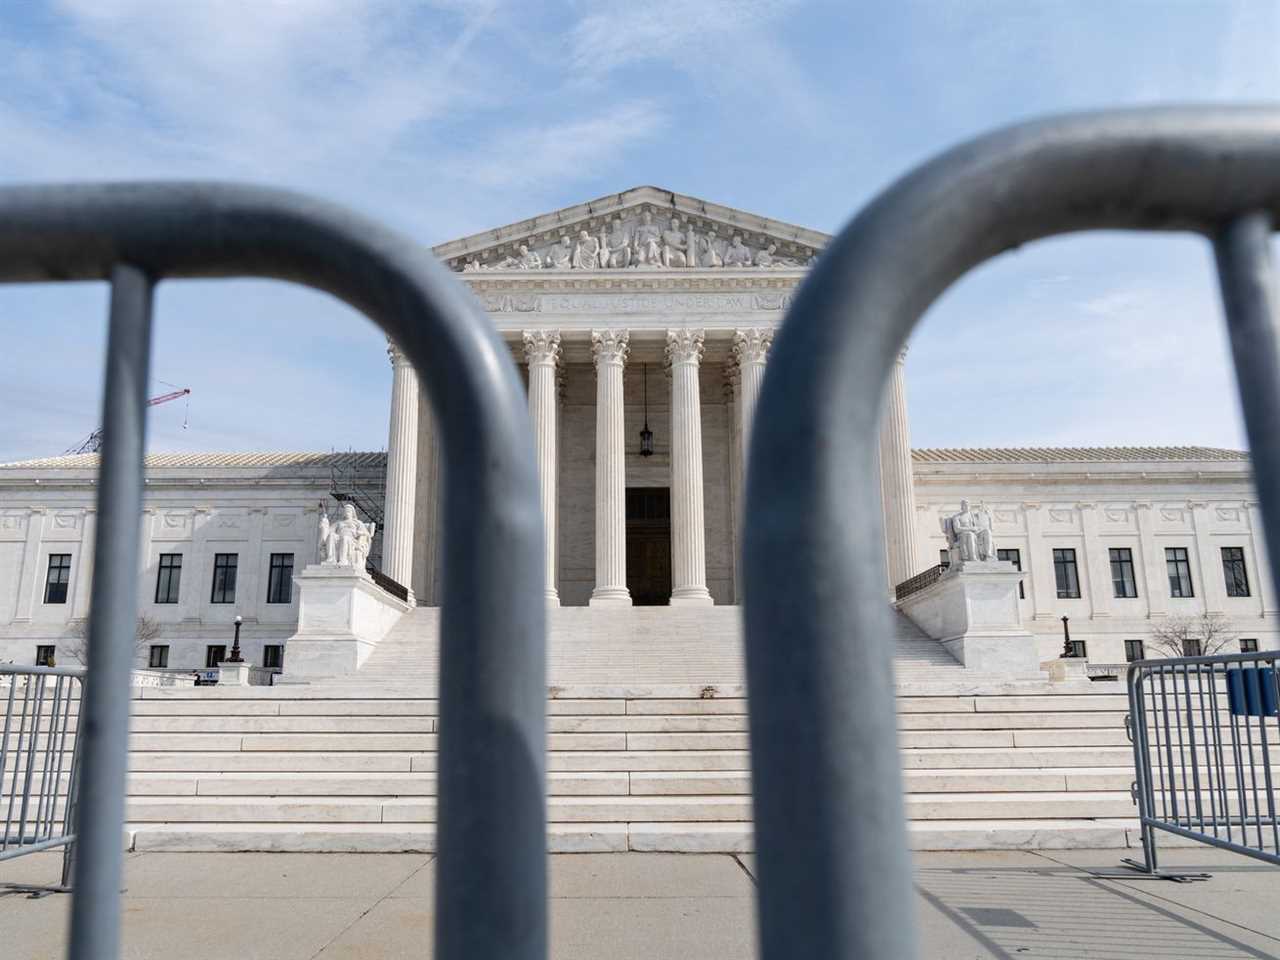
[1060, 615, 1073, 658]
[228, 614, 244, 663]
[639, 363, 654, 457]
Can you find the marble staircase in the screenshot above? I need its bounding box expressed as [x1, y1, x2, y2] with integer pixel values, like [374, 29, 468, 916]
[103, 679, 1162, 853]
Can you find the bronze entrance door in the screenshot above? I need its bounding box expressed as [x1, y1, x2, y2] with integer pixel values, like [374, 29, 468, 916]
[625, 487, 671, 606]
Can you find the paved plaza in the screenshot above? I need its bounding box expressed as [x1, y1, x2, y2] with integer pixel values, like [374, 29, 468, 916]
[2, 848, 1278, 958]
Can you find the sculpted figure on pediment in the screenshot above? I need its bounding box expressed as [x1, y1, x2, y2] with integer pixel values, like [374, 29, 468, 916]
[697, 228, 724, 268]
[572, 230, 602, 270]
[545, 236, 573, 269]
[633, 211, 662, 266]
[754, 242, 804, 268]
[723, 232, 752, 268]
[662, 215, 691, 268]
[462, 256, 484, 272]
[602, 216, 632, 268]
[515, 243, 543, 270]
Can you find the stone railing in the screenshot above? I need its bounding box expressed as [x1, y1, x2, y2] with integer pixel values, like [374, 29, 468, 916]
[893, 564, 946, 603]
[1085, 663, 1126, 682]
[131, 668, 196, 688]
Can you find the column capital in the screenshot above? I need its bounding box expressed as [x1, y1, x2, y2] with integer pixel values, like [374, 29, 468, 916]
[731, 327, 773, 366]
[522, 329, 561, 367]
[386, 337, 413, 369]
[665, 328, 705, 368]
[591, 328, 630, 368]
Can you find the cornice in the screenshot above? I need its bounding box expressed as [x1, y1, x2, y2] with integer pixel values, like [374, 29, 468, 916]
[461, 270, 804, 294]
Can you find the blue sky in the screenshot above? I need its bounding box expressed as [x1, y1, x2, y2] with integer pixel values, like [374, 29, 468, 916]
[0, 0, 1276, 462]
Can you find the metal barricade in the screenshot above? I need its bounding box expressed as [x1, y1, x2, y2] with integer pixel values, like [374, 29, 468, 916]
[0, 666, 84, 894]
[1125, 652, 1280, 879]
[0, 184, 546, 960]
[2, 105, 1280, 960]
[745, 106, 1280, 957]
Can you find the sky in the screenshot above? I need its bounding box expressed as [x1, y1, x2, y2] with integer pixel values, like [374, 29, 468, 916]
[0, 0, 1276, 462]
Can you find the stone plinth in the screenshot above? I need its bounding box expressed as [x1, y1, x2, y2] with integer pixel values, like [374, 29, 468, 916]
[898, 560, 1041, 675]
[218, 661, 252, 687]
[1043, 657, 1090, 683]
[283, 564, 412, 680]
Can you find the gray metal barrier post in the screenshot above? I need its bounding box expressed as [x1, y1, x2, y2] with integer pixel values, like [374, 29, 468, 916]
[0, 666, 85, 894]
[0, 184, 547, 960]
[746, 107, 1280, 958]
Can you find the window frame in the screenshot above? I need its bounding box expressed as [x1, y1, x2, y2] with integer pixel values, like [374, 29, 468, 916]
[263, 644, 283, 670]
[1240, 638, 1259, 653]
[997, 548, 1024, 599]
[155, 553, 183, 605]
[938, 547, 950, 570]
[149, 644, 169, 668]
[1109, 547, 1138, 599]
[43, 553, 72, 604]
[267, 553, 295, 605]
[1067, 639, 1087, 659]
[1221, 546, 1251, 598]
[205, 644, 227, 668]
[1053, 548, 1081, 599]
[1182, 638, 1203, 657]
[1124, 639, 1145, 663]
[1166, 547, 1194, 598]
[210, 552, 239, 604]
[35, 644, 56, 666]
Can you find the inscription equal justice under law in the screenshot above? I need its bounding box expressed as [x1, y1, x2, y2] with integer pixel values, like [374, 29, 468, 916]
[479, 292, 794, 314]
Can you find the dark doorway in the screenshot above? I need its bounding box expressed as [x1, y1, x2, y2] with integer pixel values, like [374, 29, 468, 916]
[626, 487, 671, 606]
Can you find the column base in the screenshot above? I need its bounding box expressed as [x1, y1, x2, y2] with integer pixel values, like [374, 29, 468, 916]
[589, 587, 632, 606]
[669, 587, 714, 607]
[546, 589, 561, 607]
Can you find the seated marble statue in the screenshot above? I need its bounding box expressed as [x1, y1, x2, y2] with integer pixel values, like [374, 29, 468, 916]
[942, 499, 995, 564]
[318, 503, 376, 571]
[697, 229, 724, 268]
[603, 217, 631, 268]
[722, 233, 753, 267]
[661, 216, 690, 268]
[545, 236, 573, 269]
[633, 211, 662, 266]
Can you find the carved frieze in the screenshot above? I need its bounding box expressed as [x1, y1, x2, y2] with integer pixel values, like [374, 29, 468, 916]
[449, 205, 819, 274]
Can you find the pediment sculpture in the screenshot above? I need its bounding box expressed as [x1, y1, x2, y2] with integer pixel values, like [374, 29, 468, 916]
[942, 499, 996, 565]
[450, 207, 818, 272]
[318, 503, 376, 572]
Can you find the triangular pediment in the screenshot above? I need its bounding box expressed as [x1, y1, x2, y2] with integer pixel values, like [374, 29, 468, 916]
[431, 186, 828, 273]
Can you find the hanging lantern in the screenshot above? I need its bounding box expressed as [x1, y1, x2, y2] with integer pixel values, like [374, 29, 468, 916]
[639, 363, 654, 457]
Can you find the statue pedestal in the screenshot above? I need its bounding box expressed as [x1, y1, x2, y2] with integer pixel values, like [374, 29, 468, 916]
[898, 560, 1041, 676]
[1043, 657, 1090, 683]
[281, 564, 412, 680]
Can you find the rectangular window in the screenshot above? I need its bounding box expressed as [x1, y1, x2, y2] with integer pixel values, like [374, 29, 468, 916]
[1166, 547, 1194, 598]
[1241, 638, 1259, 654]
[43, 554, 71, 604]
[1109, 547, 1138, 599]
[205, 644, 227, 668]
[211, 553, 238, 604]
[263, 644, 283, 670]
[35, 644, 56, 666]
[997, 548, 1024, 599]
[267, 553, 294, 604]
[1222, 547, 1251, 598]
[1124, 639, 1145, 663]
[155, 553, 183, 604]
[1067, 639, 1087, 659]
[149, 645, 169, 668]
[1053, 548, 1081, 599]
[939, 548, 950, 570]
[1182, 638, 1203, 657]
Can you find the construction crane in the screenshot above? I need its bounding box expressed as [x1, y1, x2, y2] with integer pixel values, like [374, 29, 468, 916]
[65, 388, 191, 455]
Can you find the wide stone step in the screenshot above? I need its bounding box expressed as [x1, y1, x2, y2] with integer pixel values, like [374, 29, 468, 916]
[122, 790, 1137, 824]
[125, 818, 1138, 853]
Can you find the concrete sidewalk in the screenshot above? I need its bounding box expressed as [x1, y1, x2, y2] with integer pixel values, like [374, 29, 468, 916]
[2, 848, 1278, 958]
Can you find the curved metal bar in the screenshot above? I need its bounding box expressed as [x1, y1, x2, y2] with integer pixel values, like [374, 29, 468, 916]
[0, 183, 547, 960]
[743, 106, 1280, 958]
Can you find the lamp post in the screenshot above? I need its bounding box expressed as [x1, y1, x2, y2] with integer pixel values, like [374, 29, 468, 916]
[639, 362, 654, 458]
[228, 614, 244, 663]
[1060, 615, 1073, 658]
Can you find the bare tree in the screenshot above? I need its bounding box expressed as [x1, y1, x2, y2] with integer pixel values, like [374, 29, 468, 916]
[64, 615, 164, 666]
[1148, 612, 1237, 658]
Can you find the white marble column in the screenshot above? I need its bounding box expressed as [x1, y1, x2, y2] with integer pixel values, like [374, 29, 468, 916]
[879, 347, 921, 592]
[666, 328, 714, 606]
[590, 329, 632, 605]
[732, 328, 773, 465]
[382, 339, 419, 599]
[523, 330, 562, 605]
